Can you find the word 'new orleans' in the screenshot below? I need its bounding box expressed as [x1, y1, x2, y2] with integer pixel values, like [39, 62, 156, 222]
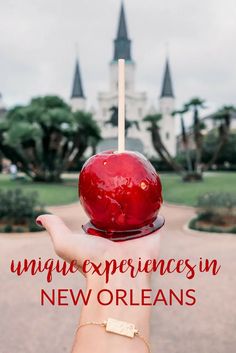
[41, 288, 197, 307]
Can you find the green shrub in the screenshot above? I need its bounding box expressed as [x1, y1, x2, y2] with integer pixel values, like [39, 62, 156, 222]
[3, 224, 13, 233]
[190, 192, 236, 234]
[0, 188, 47, 233]
[14, 227, 25, 233]
[0, 188, 42, 222]
[197, 192, 236, 217]
[28, 216, 45, 232]
[189, 217, 236, 234]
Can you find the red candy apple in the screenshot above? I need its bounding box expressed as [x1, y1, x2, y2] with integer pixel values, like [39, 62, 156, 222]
[79, 150, 163, 233]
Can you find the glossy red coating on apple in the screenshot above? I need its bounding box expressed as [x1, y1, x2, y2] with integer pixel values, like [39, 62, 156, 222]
[79, 150, 163, 233]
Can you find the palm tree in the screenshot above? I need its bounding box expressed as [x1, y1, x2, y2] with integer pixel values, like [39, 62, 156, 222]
[143, 114, 183, 173]
[172, 108, 192, 173]
[184, 97, 206, 174]
[73, 110, 102, 160]
[0, 96, 101, 182]
[205, 105, 236, 170]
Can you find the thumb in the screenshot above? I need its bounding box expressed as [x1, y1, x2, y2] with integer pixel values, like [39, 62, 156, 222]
[36, 214, 72, 251]
[36, 214, 85, 266]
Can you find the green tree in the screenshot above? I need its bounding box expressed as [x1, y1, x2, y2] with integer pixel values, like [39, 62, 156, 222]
[204, 105, 236, 170]
[184, 97, 206, 176]
[172, 107, 192, 173]
[0, 96, 101, 182]
[202, 131, 236, 167]
[143, 113, 183, 173]
[73, 110, 102, 162]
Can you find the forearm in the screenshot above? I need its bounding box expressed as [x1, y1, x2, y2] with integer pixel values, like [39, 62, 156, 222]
[72, 274, 152, 353]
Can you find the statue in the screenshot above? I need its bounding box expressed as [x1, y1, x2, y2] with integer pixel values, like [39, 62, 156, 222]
[104, 106, 140, 136]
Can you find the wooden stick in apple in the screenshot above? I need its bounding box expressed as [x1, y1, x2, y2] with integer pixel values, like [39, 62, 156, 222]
[118, 59, 126, 153]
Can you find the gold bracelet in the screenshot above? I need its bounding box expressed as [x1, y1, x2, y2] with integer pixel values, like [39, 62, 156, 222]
[76, 318, 151, 353]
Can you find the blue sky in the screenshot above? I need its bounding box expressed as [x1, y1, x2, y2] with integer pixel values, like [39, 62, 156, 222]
[0, 0, 236, 118]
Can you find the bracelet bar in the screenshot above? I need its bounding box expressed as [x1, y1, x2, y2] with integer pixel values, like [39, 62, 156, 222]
[105, 318, 138, 338]
[76, 318, 151, 353]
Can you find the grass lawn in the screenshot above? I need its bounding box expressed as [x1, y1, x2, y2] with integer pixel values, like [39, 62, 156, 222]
[0, 174, 78, 206]
[160, 172, 236, 207]
[1, 172, 235, 208]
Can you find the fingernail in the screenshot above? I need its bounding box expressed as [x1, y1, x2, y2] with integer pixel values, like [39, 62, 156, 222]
[36, 219, 43, 227]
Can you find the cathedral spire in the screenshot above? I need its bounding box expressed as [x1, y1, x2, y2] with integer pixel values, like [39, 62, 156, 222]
[160, 58, 174, 98]
[117, 2, 128, 39]
[71, 58, 85, 98]
[113, 2, 132, 61]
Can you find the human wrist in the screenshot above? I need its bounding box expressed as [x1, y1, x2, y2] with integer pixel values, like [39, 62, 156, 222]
[73, 257, 153, 352]
[80, 273, 152, 337]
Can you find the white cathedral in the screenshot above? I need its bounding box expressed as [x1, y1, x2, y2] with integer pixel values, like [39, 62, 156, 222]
[70, 3, 176, 158]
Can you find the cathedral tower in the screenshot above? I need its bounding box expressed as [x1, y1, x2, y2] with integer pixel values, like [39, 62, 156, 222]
[70, 58, 86, 112]
[159, 58, 176, 156]
[113, 2, 132, 61]
[96, 2, 176, 157]
[98, 2, 147, 151]
[110, 2, 135, 93]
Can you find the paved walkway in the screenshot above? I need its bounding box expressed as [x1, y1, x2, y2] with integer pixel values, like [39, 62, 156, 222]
[0, 203, 235, 353]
